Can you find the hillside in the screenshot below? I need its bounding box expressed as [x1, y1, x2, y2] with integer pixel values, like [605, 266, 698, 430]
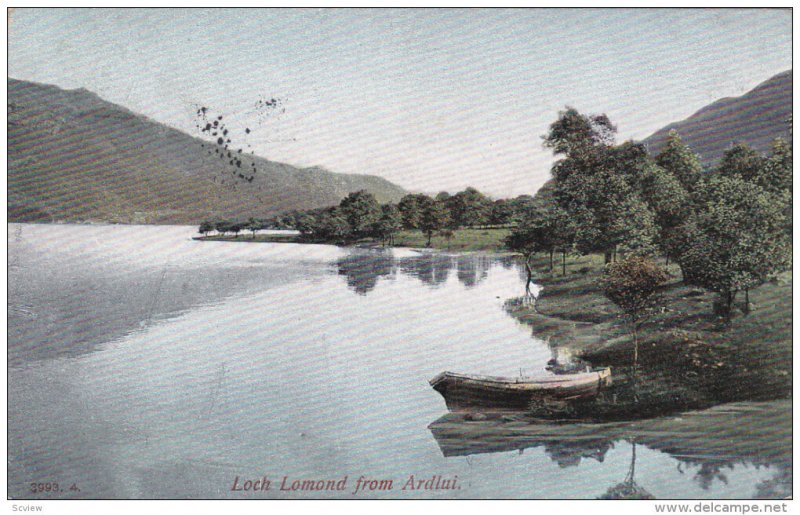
[642, 70, 791, 167]
[8, 78, 406, 224]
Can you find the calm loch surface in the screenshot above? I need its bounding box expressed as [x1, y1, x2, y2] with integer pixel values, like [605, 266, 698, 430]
[7, 224, 790, 499]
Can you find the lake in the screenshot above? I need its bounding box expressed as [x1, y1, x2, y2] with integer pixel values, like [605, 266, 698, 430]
[7, 223, 790, 499]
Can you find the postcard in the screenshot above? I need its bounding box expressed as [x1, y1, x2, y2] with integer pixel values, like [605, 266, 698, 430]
[6, 7, 792, 507]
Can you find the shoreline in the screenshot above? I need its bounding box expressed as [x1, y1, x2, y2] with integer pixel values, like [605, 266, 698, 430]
[201, 230, 792, 421]
[194, 227, 514, 254]
[504, 253, 792, 421]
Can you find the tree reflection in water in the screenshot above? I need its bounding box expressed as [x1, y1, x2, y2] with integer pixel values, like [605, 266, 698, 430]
[334, 249, 494, 295]
[428, 400, 790, 499]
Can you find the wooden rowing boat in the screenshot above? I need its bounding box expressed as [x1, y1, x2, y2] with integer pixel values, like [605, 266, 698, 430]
[429, 368, 612, 412]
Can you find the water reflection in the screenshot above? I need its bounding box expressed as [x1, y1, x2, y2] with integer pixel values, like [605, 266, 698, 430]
[428, 400, 791, 499]
[599, 441, 654, 500]
[334, 249, 497, 295]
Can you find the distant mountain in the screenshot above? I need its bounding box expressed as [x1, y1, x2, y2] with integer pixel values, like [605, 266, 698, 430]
[8, 78, 406, 224]
[643, 70, 791, 167]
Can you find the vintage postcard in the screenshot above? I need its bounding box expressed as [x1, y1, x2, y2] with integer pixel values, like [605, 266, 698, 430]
[6, 7, 793, 507]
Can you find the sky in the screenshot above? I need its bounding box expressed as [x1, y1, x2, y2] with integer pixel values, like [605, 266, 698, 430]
[8, 8, 792, 198]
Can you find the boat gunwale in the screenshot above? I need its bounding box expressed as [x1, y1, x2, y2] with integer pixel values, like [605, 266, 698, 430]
[430, 368, 611, 388]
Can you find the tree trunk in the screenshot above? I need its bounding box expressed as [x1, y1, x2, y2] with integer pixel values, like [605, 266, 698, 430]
[562, 251, 567, 276]
[665, 255, 669, 267]
[631, 320, 639, 403]
[612, 245, 617, 263]
[744, 288, 750, 314]
[524, 254, 534, 298]
[604, 251, 613, 264]
[549, 249, 554, 272]
[426, 232, 432, 247]
[724, 290, 737, 320]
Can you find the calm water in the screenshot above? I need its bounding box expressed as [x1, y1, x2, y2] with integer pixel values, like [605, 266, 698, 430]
[7, 224, 790, 499]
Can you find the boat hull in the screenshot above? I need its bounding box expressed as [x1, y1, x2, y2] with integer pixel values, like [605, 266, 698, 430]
[429, 369, 612, 412]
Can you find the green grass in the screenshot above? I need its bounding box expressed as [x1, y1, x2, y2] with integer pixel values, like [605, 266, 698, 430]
[392, 228, 511, 252]
[507, 252, 792, 411]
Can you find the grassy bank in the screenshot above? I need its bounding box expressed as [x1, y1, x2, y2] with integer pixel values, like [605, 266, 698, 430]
[195, 227, 512, 252]
[392, 228, 511, 252]
[506, 253, 792, 419]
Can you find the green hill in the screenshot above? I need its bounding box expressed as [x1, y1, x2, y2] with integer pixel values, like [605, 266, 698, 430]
[642, 70, 791, 167]
[8, 78, 406, 224]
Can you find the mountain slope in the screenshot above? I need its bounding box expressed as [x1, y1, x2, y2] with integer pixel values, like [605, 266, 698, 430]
[8, 78, 406, 224]
[643, 70, 791, 167]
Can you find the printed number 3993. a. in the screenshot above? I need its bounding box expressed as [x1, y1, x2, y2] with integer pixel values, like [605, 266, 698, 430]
[30, 482, 81, 493]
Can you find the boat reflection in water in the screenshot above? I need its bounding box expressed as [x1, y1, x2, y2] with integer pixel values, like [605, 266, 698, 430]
[428, 400, 791, 499]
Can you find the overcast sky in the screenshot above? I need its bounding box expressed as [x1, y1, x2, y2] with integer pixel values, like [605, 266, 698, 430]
[8, 8, 792, 197]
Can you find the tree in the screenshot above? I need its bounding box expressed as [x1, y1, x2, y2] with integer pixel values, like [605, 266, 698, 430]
[215, 220, 231, 236]
[554, 156, 656, 262]
[312, 207, 350, 241]
[435, 191, 451, 202]
[505, 202, 575, 295]
[717, 143, 765, 182]
[372, 204, 403, 245]
[504, 220, 540, 297]
[245, 217, 261, 238]
[602, 256, 669, 371]
[655, 130, 702, 191]
[608, 197, 659, 259]
[293, 212, 318, 236]
[676, 176, 791, 318]
[542, 106, 616, 156]
[757, 137, 792, 195]
[546, 110, 656, 263]
[419, 197, 449, 247]
[447, 187, 492, 228]
[639, 163, 693, 265]
[398, 194, 427, 229]
[339, 190, 381, 238]
[489, 199, 514, 227]
[199, 221, 214, 236]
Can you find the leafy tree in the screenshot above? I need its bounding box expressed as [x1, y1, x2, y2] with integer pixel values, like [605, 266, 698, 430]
[602, 256, 669, 369]
[398, 194, 428, 229]
[542, 106, 616, 156]
[505, 202, 575, 295]
[245, 217, 261, 238]
[199, 220, 214, 236]
[757, 137, 792, 194]
[507, 194, 538, 224]
[372, 204, 403, 245]
[609, 196, 659, 258]
[546, 110, 657, 263]
[312, 207, 350, 241]
[554, 156, 654, 262]
[447, 187, 492, 228]
[419, 197, 450, 247]
[504, 221, 539, 297]
[655, 130, 702, 191]
[215, 220, 231, 236]
[638, 163, 692, 263]
[435, 191, 451, 202]
[677, 176, 791, 318]
[293, 212, 318, 236]
[229, 222, 243, 238]
[339, 190, 381, 238]
[489, 199, 514, 227]
[716, 143, 765, 182]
